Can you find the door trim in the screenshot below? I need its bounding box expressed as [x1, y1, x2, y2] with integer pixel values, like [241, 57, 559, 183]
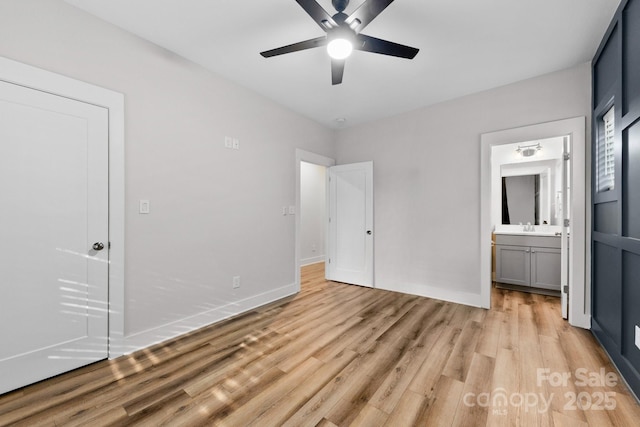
[480, 117, 590, 328]
[0, 56, 126, 357]
[295, 149, 335, 290]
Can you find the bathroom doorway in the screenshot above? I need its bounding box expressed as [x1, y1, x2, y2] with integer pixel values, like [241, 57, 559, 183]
[480, 117, 590, 328]
[490, 136, 568, 317]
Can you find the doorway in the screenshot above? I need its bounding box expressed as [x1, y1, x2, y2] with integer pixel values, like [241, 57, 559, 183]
[490, 136, 568, 316]
[295, 150, 335, 290]
[295, 150, 374, 289]
[300, 161, 328, 268]
[480, 117, 590, 328]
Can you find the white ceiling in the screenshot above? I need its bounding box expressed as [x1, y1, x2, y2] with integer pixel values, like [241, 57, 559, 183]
[64, 0, 619, 129]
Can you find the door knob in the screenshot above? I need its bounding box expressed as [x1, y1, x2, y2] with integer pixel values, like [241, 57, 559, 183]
[366, 230, 372, 235]
[92, 242, 105, 251]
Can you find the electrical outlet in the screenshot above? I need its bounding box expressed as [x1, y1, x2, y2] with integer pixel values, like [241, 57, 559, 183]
[232, 138, 240, 150]
[233, 276, 240, 289]
[635, 325, 640, 350]
[288, 206, 296, 215]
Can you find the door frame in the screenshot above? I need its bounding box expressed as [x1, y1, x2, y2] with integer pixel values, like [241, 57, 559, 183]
[0, 56, 126, 357]
[480, 117, 590, 328]
[295, 149, 335, 290]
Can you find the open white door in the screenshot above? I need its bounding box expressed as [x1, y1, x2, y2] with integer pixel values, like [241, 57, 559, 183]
[327, 162, 374, 287]
[0, 80, 109, 394]
[560, 135, 570, 319]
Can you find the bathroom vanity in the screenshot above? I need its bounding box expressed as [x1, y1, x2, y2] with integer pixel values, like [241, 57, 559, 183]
[494, 232, 561, 294]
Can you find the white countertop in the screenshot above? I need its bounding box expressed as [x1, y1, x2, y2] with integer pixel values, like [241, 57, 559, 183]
[493, 225, 562, 237]
[493, 231, 560, 237]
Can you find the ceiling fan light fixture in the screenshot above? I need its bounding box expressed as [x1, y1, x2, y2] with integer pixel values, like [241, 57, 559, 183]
[327, 38, 353, 59]
[259, 0, 420, 84]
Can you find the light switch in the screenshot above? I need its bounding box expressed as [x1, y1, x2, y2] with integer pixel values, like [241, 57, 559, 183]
[232, 138, 240, 150]
[224, 136, 233, 149]
[139, 200, 150, 214]
[282, 206, 287, 216]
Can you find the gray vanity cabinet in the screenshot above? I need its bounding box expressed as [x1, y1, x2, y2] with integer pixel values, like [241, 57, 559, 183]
[495, 245, 530, 286]
[530, 246, 561, 290]
[495, 234, 561, 291]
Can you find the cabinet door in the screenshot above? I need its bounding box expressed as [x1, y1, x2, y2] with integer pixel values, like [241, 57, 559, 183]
[531, 247, 562, 290]
[496, 245, 530, 286]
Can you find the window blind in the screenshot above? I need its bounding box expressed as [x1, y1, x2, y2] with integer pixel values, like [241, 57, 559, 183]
[597, 106, 615, 192]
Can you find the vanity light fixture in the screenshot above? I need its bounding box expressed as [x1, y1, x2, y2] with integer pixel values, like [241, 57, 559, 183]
[516, 142, 542, 158]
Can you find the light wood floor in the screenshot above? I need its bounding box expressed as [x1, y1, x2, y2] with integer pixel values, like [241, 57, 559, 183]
[1, 263, 639, 426]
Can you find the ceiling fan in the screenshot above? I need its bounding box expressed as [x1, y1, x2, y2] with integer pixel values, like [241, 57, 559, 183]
[260, 0, 419, 85]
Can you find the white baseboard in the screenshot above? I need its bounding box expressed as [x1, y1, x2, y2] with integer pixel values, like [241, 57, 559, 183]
[375, 281, 483, 308]
[300, 256, 325, 267]
[110, 283, 298, 357]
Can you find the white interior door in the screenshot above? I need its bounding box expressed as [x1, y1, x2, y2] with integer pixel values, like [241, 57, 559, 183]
[561, 135, 570, 319]
[327, 161, 373, 287]
[0, 80, 109, 395]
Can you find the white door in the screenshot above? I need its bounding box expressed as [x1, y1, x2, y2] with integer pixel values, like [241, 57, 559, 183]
[327, 162, 374, 287]
[561, 135, 570, 319]
[0, 80, 109, 395]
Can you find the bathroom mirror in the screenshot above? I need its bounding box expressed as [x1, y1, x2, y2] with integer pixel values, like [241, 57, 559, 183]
[501, 174, 541, 225]
[501, 161, 558, 226]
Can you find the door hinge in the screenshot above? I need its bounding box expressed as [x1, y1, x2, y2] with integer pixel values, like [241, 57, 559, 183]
[564, 219, 570, 227]
[563, 285, 569, 294]
[563, 152, 570, 161]
[108, 241, 111, 249]
[329, 217, 331, 223]
[328, 258, 331, 264]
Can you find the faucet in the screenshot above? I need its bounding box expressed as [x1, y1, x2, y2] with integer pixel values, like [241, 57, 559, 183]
[523, 222, 535, 232]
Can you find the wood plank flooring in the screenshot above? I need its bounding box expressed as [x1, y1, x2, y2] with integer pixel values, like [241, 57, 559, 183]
[1, 262, 639, 426]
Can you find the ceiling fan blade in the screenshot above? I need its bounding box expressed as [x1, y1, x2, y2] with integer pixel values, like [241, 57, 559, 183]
[295, 0, 338, 31]
[331, 59, 345, 85]
[355, 34, 419, 59]
[260, 36, 327, 58]
[345, 0, 395, 33]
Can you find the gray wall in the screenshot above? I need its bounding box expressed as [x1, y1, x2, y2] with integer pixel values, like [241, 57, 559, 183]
[0, 0, 335, 348]
[335, 64, 591, 303]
